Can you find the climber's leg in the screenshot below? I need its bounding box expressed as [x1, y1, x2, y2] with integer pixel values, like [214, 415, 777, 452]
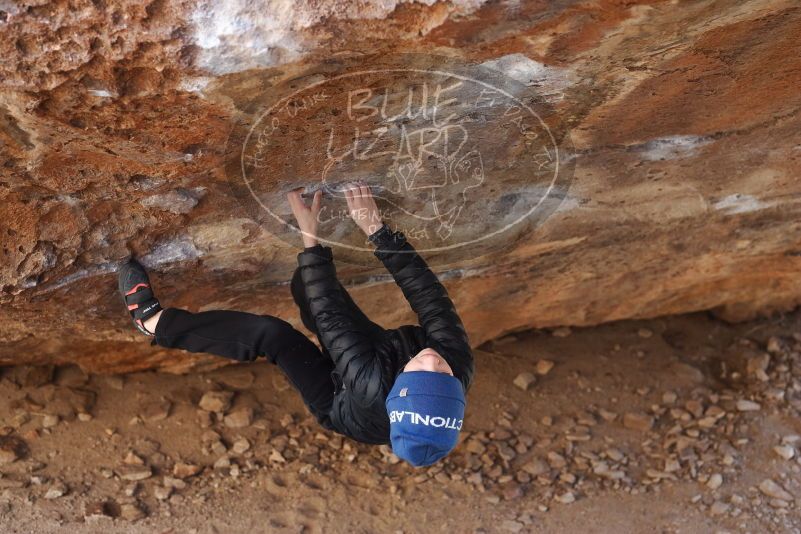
[153, 308, 335, 426]
[117, 260, 335, 424]
[143, 310, 163, 334]
[152, 308, 308, 363]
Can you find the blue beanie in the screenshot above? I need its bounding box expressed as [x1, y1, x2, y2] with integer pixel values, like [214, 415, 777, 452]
[385, 371, 466, 467]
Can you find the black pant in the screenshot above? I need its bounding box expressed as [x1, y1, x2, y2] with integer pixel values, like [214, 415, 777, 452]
[152, 268, 383, 429]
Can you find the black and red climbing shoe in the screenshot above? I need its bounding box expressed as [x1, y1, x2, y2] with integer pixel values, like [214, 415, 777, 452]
[118, 259, 162, 336]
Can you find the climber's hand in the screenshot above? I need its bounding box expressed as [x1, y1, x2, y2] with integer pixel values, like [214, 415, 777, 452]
[287, 188, 322, 248]
[345, 183, 382, 236]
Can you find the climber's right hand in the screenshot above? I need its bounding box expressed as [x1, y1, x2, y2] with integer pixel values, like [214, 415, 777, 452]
[287, 188, 323, 248]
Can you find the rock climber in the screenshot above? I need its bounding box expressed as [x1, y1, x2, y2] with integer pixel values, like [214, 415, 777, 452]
[118, 183, 474, 467]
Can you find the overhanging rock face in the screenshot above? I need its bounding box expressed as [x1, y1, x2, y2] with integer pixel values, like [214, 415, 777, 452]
[1, 0, 800, 373]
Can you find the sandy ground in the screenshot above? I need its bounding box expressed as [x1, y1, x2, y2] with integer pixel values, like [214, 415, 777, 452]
[1, 311, 801, 533]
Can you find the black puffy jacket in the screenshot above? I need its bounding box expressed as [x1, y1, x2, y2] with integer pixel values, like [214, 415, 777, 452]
[296, 224, 475, 444]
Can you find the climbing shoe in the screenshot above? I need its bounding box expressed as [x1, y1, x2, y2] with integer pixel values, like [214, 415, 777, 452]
[118, 259, 162, 336]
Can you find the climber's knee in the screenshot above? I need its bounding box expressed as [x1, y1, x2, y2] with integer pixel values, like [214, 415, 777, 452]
[252, 315, 309, 361]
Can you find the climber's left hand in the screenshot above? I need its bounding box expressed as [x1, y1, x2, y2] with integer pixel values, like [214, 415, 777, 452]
[344, 183, 382, 236]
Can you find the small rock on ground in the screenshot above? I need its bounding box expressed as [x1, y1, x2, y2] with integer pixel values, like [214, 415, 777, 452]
[198, 391, 234, 413]
[623, 412, 654, 432]
[513, 372, 537, 391]
[758, 479, 793, 501]
[44, 481, 68, 499]
[535, 360, 555, 375]
[224, 407, 254, 428]
[172, 462, 201, 479]
[735, 400, 761, 412]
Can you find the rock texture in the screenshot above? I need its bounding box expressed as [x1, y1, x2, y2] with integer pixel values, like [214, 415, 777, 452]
[1, 0, 801, 373]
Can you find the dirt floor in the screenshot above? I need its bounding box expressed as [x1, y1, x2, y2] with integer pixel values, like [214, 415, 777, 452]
[2, 311, 801, 533]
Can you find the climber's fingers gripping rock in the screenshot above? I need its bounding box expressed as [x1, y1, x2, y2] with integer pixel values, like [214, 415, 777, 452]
[345, 183, 383, 236]
[287, 188, 323, 248]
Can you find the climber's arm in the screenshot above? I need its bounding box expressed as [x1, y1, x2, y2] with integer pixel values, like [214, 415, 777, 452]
[288, 189, 382, 405]
[369, 225, 473, 391]
[344, 184, 474, 391]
